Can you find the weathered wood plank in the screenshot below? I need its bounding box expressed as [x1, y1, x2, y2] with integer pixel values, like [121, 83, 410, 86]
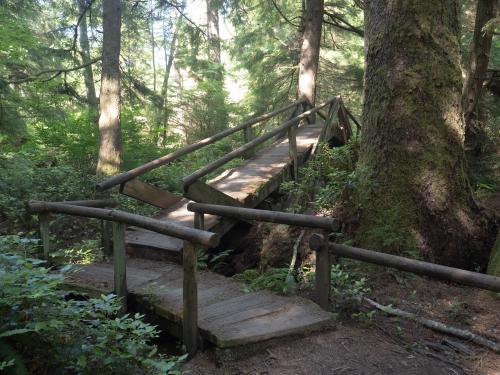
[39, 213, 50, 260]
[183, 241, 198, 356]
[184, 180, 242, 207]
[113, 222, 127, 314]
[64, 259, 333, 349]
[121, 178, 181, 209]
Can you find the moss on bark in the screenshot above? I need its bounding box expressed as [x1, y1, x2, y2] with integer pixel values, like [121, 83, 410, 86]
[356, 0, 494, 268]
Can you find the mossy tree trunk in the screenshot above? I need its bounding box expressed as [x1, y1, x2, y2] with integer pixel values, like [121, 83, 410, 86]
[97, 0, 122, 176]
[297, 0, 324, 106]
[356, 0, 493, 268]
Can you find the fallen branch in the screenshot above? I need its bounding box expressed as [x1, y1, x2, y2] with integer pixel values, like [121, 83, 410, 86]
[364, 297, 500, 353]
[284, 230, 305, 294]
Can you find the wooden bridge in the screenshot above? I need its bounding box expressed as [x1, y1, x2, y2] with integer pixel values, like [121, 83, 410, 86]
[30, 96, 358, 356]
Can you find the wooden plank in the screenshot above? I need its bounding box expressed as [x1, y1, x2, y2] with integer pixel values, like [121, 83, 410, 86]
[243, 126, 255, 158]
[288, 124, 298, 180]
[113, 222, 127, 314]
[183, 241, 198, 357]
[64, 259, 333, 349]
[314, 233, 331, 310]
[39, 213, 50, 260]
[184, 180, 242, 207]
[121, 178, 181, 209]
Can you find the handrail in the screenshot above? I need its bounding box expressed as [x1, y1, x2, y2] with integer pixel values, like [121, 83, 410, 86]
[183, 96, 339, 189]
[28, 199, 118, 208]
[28, 201, 219, 247]
[187, 202, 339, 231]
[96, 99, 306, 192]
[309, 234, 500, 293]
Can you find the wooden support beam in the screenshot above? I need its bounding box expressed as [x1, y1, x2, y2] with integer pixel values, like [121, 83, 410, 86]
[183, 240, 198, 357]
[288, 124, 298, 180]
[101, 220, 113, 257]
[309, 234, 500, 293]
[120, 178, 181, 208]
[39, 213, 50, 260]
[184, 180, 242, 207]
[113, 222, 127, 314]
[30, 199, 118, 208]
[312, 233, 331, 309]
[243, 126, 255, 158]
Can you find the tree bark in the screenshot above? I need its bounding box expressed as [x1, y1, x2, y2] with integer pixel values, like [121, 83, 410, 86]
[206, 0, 222, 80]
[77, 0, 98, 111]
[97, 0, 122, 176]
[462, 0, 498, 150]
[297, 0, 324, 106]
[356, 0, 493, 268]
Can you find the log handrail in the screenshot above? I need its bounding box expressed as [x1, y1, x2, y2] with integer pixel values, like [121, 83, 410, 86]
[182, 96, 340, 189]
[309, 234, 500, 308]
[28, 201, 219, 247]
[187, 202, 340, 231]
[96, 99, 306, 192]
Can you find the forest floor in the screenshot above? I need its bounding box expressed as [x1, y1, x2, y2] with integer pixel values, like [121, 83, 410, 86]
[184, 272, 500, 375]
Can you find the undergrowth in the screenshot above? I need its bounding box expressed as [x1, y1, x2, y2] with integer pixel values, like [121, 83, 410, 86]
[0, 248, 185, 374]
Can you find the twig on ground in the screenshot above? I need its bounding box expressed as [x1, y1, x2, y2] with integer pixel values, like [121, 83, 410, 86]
[364, 297, 500, 353]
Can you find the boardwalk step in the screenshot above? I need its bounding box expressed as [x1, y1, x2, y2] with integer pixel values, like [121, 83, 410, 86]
[65, 258, 334, 348]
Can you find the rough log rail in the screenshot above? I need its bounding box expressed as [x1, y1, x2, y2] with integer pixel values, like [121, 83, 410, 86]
[28, 200, 220, 356]
[308, 233, 500, 303]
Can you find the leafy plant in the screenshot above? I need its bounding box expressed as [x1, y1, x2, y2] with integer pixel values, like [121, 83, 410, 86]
[0, 252, 185, 374]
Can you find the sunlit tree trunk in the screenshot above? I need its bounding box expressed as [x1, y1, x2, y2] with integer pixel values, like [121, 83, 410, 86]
[97, 0, 122, 176]
[297, 0, 324, 106]
[206, 0, 222, 80]
[462, 0, 497, 150]
[77, 0, 98, 111]
[356, 0, 493, 268]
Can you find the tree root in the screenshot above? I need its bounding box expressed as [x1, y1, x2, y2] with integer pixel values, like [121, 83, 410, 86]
[364, 297, 500, 353]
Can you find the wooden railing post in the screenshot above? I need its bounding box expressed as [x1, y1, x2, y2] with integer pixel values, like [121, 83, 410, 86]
[288, 124, 298, 180]
[112, 222, 127, 315]
[243, 126, 254, 159]
[39, 213, 51, 260]
[311, 233, 331, 310]
[101, 220, 113, 257]
[182, 240, 198, 357]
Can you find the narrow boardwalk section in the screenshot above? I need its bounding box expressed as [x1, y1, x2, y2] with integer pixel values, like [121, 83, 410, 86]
[126, 122, 324, 258]
[65, 259, 334, 348]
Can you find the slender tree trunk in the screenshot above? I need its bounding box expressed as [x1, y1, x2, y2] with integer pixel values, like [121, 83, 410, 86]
[97, 0, 122, 176]
[160, 14, 181, 144]
[297, 0, 324, 106]
[462, 0, 498, 150]
[150, 1, 156, 93]
[206, 0, 222, 80]
[356, 0, 493, 268]
[77, 0, 98, 111]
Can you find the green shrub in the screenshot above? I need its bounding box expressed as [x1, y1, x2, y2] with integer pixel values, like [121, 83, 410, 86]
[0, 252, 185, 374]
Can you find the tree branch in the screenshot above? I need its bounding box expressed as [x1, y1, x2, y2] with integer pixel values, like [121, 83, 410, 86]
[7, 57, 101, 84]
[323, 11, 364, 37]
[271, 0, 301, 28]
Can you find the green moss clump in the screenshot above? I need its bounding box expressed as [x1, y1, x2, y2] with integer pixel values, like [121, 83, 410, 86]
[487, 232, 500, 276]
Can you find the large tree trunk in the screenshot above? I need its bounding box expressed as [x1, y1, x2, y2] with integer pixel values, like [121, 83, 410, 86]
[77, 0, 98, 111]
[206, 0, 221, 65]
[462, 0, 498, 151]
[96, 0, 122, 176]
[297, 0, 324, 106]
[356, 0, 493, 268]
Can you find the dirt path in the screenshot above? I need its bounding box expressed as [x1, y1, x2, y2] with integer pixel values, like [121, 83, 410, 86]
[184, 273, 500, 375]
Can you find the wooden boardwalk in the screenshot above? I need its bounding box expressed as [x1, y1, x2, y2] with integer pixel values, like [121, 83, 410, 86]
[126, 122, 325, 260]
[65, 259, 334, 348]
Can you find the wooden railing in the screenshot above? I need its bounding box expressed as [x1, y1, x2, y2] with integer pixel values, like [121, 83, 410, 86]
[186, 202, 339, 311]
[308, 233, 500, 303]
[96, 99, 308, 192]
[96, 96, 354, 211]
[28, 200, 220, 357]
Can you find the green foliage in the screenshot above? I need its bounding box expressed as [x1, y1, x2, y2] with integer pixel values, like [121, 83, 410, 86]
[0, 252, 185, 374]
[330, 264, 370, 315]
[281, 140, 359, 213]
[234, 267, 292, 294]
